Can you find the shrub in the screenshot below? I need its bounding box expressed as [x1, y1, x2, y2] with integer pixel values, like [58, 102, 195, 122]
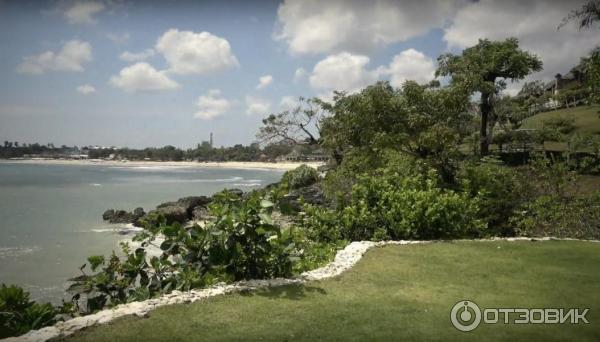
[0, 284, 58, 338]
[305, 166, 484, 242]
[67, 190, 304, 313]
[280, 164, 320, 190]
[511, 192, 600, 240]
[458, 160, 533, 236]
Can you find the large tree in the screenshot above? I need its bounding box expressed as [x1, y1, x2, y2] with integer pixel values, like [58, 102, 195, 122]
[256, 97, 324, 145]
[436, 38, 542, 155]
[319, 81, 472, 182]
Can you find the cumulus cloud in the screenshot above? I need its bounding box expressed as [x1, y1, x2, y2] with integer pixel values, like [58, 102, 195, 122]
[444, 0, 600, 83]
[245, 96, 271, 115]
[256, 75, 274, 89]
[17, 40, 92, 74]
[308, 49, 437, 96]
[275, 0, 465, 55]
[194, 89, 231, 120]
[309, 52, 378, 93]
[64, 1, 105, 25]
[110, 62, 179, 92]
[155, 29, 239, 75]
[380, 49, 436, 87]
[76, 84, 96, 95]
[120, 49, 155, 62]
[293, 67, 306, 83]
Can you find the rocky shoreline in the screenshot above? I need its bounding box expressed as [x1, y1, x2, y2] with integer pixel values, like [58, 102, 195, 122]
[101, 183, 326, 230]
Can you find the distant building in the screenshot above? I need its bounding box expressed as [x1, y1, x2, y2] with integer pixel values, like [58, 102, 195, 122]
[276, 146, 329, 162]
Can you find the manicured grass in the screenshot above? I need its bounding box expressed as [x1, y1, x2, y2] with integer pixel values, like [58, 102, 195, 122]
[65, 241, 600, 341]
[521, 105, 600, 135]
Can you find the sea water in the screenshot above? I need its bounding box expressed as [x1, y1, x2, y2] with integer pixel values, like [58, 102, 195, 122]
[0, 162, 284, 303]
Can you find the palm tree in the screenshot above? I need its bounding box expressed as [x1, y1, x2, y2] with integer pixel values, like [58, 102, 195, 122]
[559, 0, 600, 30]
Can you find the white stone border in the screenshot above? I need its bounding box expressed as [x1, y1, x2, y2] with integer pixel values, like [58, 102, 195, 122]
[5, 237, 599, 342]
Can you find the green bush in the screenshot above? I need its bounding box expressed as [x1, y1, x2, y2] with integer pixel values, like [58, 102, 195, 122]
[459, 161, 532, 236]
[280, 164, 320, 190]
[305, 166, 484, 242]
[68, 190, 305, 314]
[0, 284, 58, 338]
[511, 192, 600, 240]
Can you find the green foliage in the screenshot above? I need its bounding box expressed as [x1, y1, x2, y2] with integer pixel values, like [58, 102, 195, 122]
[542, 117, 576, 135]
[437, 37, 543, 155]
[68, 190, 306, 314]
[280, 164, 320, 190]
[319, 81, 472, 182]
[459, 161, 533, 236]
[0, 284, 58, 338]
[305, 165, 484, 242]
[511, 192, 600, 239]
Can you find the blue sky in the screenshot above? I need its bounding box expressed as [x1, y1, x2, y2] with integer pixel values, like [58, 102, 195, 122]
[0, 0, 597, 148]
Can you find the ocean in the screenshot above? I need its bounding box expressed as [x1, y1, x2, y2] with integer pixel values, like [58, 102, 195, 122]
[0, 162, 284, 303]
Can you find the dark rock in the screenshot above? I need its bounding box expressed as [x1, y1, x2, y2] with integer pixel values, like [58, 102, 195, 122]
[176, 196, 211, 214]
[156, 201, 178, 209]
[133, 207, 146, 218]
[102, 209, 115, 221]
[191, 205, 210, 220]
[153, 205, 188, 225]
[226, 188, 244, 197]
[281, 183, 326, 211]
[103, 207, 146, 224]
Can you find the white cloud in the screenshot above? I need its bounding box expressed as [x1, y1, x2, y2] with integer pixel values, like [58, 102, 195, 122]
[309, 52, 378, 93]
[275, 0, 466, 55]
[120, 49, 155, 62]
[380, 49, 436, 87]
[64, 1, 105, 25]
[17, 40, 92, 74]
[256, 75, 274, 89]
[308, 49, 437, 96]
[245, 96, 271, 115]
[107, 32, 130, 45]
[155, 29, 239, 75]
[76, 84, 96, 95]
[194, 89, 231, 120]
[443, 0, 600, 83]
[110, 62, 179, 92]
[293, 67, 306, 83]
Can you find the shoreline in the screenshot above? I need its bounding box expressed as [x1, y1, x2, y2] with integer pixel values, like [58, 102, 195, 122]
[0, 159, 323, 171]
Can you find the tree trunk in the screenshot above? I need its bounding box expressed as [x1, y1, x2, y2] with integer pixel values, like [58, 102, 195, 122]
[479, 91, 492, 156]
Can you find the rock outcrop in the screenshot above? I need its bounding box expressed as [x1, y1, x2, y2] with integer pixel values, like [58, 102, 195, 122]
[106, 194, 217, 227]
[101, 207, 146, 224]
[280, 183, 326, 211]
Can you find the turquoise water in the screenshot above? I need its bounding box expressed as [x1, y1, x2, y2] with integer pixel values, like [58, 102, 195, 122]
[0, 162, 284, 303]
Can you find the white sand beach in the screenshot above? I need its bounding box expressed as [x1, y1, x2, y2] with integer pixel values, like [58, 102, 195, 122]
[0, 159, 324, 171]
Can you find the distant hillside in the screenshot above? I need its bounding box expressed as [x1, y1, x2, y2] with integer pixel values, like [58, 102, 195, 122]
[521, 105, 600, 135]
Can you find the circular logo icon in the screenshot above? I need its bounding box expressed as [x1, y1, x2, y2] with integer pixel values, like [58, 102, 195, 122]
[451, 300, 482, 332]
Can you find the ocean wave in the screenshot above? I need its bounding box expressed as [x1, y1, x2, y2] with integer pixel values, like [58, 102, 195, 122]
[0, 246, 41, 259]
[115, 176, 245, 184]
[233, 183, 262, 187]
[90, 183, 102, 187]
[90, 224, 143, 234]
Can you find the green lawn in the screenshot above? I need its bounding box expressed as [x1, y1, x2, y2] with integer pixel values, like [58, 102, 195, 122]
[521, 105, 600, 135]
[65, 241, 600, 341]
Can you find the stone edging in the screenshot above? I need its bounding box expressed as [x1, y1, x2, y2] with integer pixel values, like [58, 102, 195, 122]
[6, 237, 599, 342]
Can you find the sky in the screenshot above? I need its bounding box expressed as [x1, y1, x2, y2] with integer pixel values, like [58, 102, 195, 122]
[0, 0, 598, 148]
